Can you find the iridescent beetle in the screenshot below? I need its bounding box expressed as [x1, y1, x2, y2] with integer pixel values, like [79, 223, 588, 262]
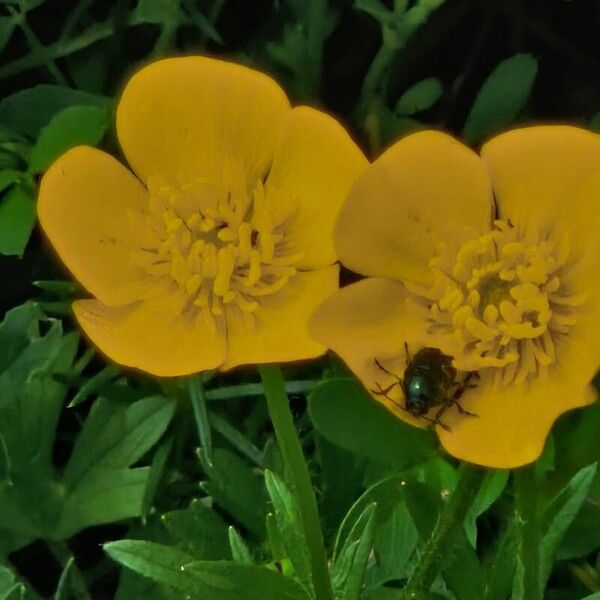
[371, 343, 478, 431]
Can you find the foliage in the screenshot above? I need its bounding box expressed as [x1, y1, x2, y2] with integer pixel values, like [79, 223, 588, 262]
[0, 1, 599, 599]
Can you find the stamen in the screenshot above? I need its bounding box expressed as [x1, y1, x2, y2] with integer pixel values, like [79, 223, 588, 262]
[417, 219, 586, 386]
[131, 161, 301, 332]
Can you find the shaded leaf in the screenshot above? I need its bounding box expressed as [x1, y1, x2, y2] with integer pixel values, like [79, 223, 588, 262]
[308, 379, 436, 470]
[0, 184, 35, 257]
[395, 78, 443, 115]
[463, 53, 537, 144]
[0, 85, 109, 138]
[28, 105, 108, 173]
[161, 498, 230, 560]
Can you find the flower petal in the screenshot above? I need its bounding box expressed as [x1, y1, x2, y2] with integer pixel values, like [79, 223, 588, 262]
[264, 106, 367, 268]
[309, 277, 444, 428]
[38, 146, 150, 306]
[73, 295, 226, 377]
[223, 266, 339, 370]
[437, 374, 597, 469]
[335, 131, 493, 285]
[117, 56, 290, 184]
[481, 126, 600, 254]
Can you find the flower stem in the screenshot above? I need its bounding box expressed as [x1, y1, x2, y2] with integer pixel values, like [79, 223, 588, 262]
[514, 465, 542, 600]
[403, 463, 485, 598]
[259, 365, 333, 600]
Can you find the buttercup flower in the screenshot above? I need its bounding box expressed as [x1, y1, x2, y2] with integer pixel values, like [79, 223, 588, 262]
[310, 127, 600, 468]
[38, 57, 366, 376]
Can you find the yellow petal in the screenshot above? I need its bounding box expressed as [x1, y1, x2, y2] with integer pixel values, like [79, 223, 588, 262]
[38, 146, 149, 306]
[73, 295, 226, 377]
[437, 374, 597, 469]
[222, 266, 339, 370]
[264, 106, 367, 268]
[117, 56, 290, 184]
[309, 277, 444, 428]
[481, 126, 600, 255]
[335, 131, 493, 285]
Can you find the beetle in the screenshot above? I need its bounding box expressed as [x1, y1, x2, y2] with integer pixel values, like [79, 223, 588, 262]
[371, 344, 478, 431]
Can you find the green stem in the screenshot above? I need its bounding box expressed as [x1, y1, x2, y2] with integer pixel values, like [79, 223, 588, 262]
[259, 365, 333, 600]
[188, 376, 213, 467]
[514, 466, 542, 600]
[403, 463, 485, 598]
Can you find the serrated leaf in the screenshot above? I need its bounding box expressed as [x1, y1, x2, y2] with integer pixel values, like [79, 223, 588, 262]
[334, 475, 406, 562]
[201, 448, 267, 539]
[463, 53, 537, 144]
[0, 85, 109, 138]
[54, 395, 175, 538]
[161, 499, 230, 560]
[464, 469, 509, 547]
[395, 78, 443, 115]
[308, 379, 435, 470]
[0, 184, 35, 257]
[105, 540, 310, 599]
[366, 501, 418, 587]
[264, 470, 312, 593]
[331, 503, 377, 600]
[539, 463, 597, 588]
[28, 105, 107, 173]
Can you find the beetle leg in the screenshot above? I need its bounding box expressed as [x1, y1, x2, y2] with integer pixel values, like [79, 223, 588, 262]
[374, 357, 403, 382]
[370, 380, 399, 397]
[452, 380, 478, 417]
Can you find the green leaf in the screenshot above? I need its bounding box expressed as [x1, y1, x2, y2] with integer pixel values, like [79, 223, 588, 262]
[142, 436, 173, 519]
[366, 501, 418, 587]
[0, 17, 15, 55]
[484, 519, 517, 600]
[464, 469, 509, 547]
[395, 78, 443, 115]
[308, 379, 436, 470]
[0, 184, 35, 257]
[131, 0, 181, 24]
[200, 448, 267, 539]
[331, 503, 377, 600]
[0, 85, 109, 138]
[228, 527, 253, 565]
[28, 105, 108, 173]
[53, 558, 73, 600]
[0, 171, 23, 195]
[463, 53, 537, 144]
[334, 475, 407, 561]
[264, 470, 312, 593]
[105, 540, 310, 599]
[539, 463, 597, 588]
[161, 498, 230, 560]
[55, 395, 176, 538]
[557, 470, 600, 560]
[68, 363, 120, 407]
[0, 314, 75, 545]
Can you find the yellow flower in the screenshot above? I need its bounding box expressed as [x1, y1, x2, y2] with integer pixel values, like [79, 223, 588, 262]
[310, 127, 600, 468]
[38, 57, 366, 377]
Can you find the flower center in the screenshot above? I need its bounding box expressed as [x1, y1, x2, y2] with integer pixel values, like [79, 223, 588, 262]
[129, 163, 301, 332]
[416, 220, 587, 385]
